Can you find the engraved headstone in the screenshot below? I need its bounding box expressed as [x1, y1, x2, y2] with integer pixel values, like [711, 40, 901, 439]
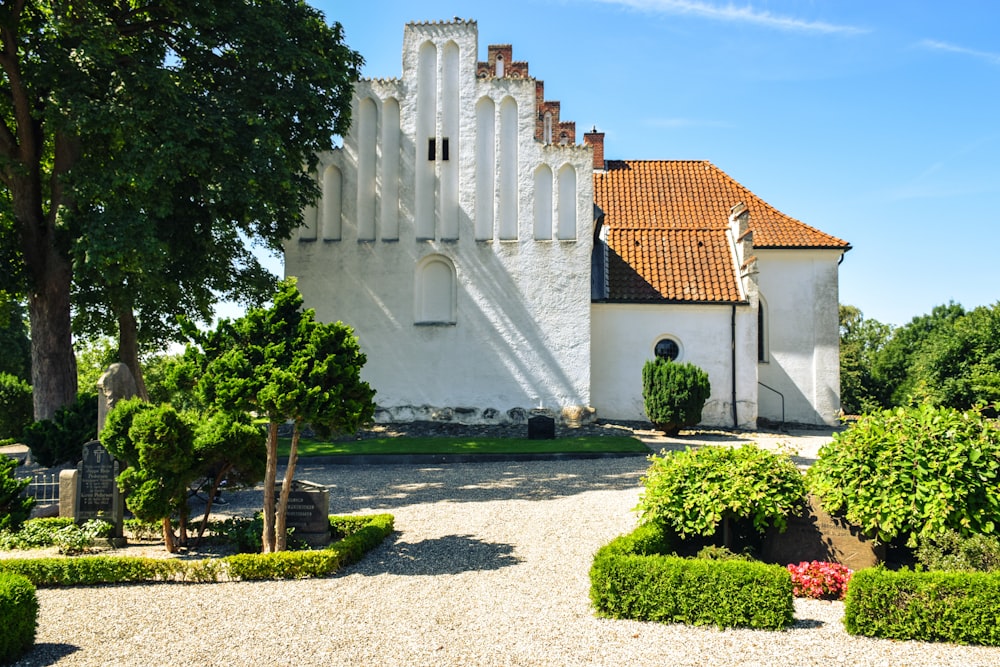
[761, 495, 882, 570]
[278, 480, 330, 546]
[76, 440, 124, 539]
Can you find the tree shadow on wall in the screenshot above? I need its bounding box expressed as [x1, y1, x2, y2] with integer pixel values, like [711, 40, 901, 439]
[347, 532, 522, 576]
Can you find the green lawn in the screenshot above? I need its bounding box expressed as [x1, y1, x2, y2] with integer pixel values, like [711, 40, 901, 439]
[277, 435, 649, 458]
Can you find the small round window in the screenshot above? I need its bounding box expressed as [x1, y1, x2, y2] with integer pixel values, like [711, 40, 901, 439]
[654, 338, 680, 361]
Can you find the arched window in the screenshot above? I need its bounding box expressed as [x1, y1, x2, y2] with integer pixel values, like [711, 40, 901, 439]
[654, 337, 681, 361]
[543, 112, 553, 144]
[415, 255, 457, 325]
[495, 54, 504, 78]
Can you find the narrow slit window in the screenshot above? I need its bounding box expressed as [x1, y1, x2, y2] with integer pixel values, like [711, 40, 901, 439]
[427, 138, 436, 161]
[441, 137, 450, 161]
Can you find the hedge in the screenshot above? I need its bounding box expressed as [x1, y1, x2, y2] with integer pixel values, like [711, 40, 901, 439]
[0, 571, 37, 664]
[590, 525, 794, 630]
[0, 514, 393, 587]
[844, 567, 1000, 645]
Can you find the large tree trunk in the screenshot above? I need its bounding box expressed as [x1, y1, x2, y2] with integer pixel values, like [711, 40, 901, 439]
[275, 420, 302, 552]
[27, 268, 79, 421]
[261, 421, 279, 553]
[116, 305, 150, 400]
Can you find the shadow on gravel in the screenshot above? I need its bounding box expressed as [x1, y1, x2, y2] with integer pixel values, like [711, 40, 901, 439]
[15, 642, 80, 666]
[347, 533, 522, 576]
[791, 618, 825, 630]
[277, 459, 648, 514]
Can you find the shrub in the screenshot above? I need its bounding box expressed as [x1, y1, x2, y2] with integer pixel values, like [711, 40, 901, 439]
[0, 372, 32, 441]
[916, 530, 1000, 573]
[21, 393, 99, 467]
[806, 404, 1000, 547]
[0, 517, 74, 550]
[641, 358, 711, 434]
[844, 567, 1000, 645]
[0, 454, 33, 533]
[787, 560, 852, 600]
[636, 444, 806, 548]
[0, 571, 37, 663]
[590, 527, 794, 630]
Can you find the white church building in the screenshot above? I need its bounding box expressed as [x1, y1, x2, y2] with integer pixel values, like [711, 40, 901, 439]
[284, 19, 851, 429]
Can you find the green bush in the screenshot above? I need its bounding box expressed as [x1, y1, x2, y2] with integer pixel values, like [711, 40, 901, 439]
[844, 567, 1000, 645]
[0, 372, 32, 441]
[806, 404, 1000, 547]
[0, 455, 33, 534]
[0, 517, 73, 550]
[590, 526, 794, 630]
[0, 571, 38, 664]
[21, 393, 99, 467]
[641, 358, 711, 434]
[917, 530, 1000, 573]
[636, 444, 806, 547]
[0, 514, 394, 586]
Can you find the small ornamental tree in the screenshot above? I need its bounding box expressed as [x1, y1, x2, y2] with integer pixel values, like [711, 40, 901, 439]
[0, 455, 33, 533]
[642, 358, 711, 435]
[807, 404, 1000, 547]
[182, 279, 375, 552]
[101, 400, 198, 553]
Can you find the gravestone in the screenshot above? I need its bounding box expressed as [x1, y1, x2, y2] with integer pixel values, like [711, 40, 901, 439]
[278, 480, 330, 546]
[75, 440, 125, 542]
[761, 495, 882, 570]
[97, 362, 138, 435]
[527, 415, 556, 440]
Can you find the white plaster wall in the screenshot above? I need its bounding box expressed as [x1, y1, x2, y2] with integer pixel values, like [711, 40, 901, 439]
[591, 303, 758, 428]
[755, 248, 843, 426]
[284, 21, 595, 424]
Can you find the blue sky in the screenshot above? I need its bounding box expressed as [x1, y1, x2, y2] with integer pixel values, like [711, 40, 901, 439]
[298, 0, 999, 328]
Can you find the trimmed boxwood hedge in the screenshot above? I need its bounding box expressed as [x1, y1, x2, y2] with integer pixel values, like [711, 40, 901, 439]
[0, 571, 37, 664]
[590, 524, 794, 630]
[844, 567, 1000, 645]
[0, 514, 393, 586]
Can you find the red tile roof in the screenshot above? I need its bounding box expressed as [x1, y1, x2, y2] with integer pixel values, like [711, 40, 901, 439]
[594, 160, 850, 303]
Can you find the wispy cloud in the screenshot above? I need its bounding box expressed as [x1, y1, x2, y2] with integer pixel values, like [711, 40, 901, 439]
[645, 117, 734, 129]
[592, 0, 868, 35]
[918, 39, 1000, 66]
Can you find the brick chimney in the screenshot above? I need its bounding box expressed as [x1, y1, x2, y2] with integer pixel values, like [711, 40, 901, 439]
[583, 126, 605, 171]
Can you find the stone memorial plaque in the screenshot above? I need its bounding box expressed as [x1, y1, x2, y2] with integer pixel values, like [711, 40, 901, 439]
[278, 480, 330, 545]
[78, 440, 117, 520]
[761, 495, 882, 570]
[528, 415, 556, 440]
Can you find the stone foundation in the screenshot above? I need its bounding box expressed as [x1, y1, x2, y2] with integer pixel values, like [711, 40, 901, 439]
[373, 404, 596, 427]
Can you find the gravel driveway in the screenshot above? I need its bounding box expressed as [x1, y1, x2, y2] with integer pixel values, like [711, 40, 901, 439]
[15, 456, 1000, 666]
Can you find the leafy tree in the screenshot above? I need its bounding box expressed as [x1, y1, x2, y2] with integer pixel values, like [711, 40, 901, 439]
[908, 303, 1000, 411]
[871, 302, 966, 407]
[182, 279, 375, 552]
[0, 374, 32, 442]
[838, 304, 892, 414]
[20, 393, 98, 467]
[0, 1, 362, 418]
[75, 337, 118, 397]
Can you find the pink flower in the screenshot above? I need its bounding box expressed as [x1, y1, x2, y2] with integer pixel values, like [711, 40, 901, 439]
[787, 561, 853, 600]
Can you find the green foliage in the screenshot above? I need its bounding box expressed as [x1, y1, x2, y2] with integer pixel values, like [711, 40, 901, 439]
[636, 444, 806, 541]
[844, 567, 1000, 645]
[0, 455, 33, 533]
[806, 404, 1000, 547]
[0, 300, 31, 382]
[193, 412, 265, 493]
[0, 373, 32, 441]
[214, 516, 268, 554]
[0, 571, 38, 664]
[0, 518, 74, 551]
[99, 396, 153, 468]
[52, 520, 113, 556]
[590, 527, 794, 630]
[21, 393, 99, 467]
[75, 338, 118, 396]
[839, 304, 892, 414]
[0, 514, 394, 586]
[641, 359, 711, 434]
[908, 303, 1000, 410]
[916, 530, 1000, 573]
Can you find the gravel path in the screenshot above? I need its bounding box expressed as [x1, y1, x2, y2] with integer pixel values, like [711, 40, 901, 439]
[15, 457, 1000, 666]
